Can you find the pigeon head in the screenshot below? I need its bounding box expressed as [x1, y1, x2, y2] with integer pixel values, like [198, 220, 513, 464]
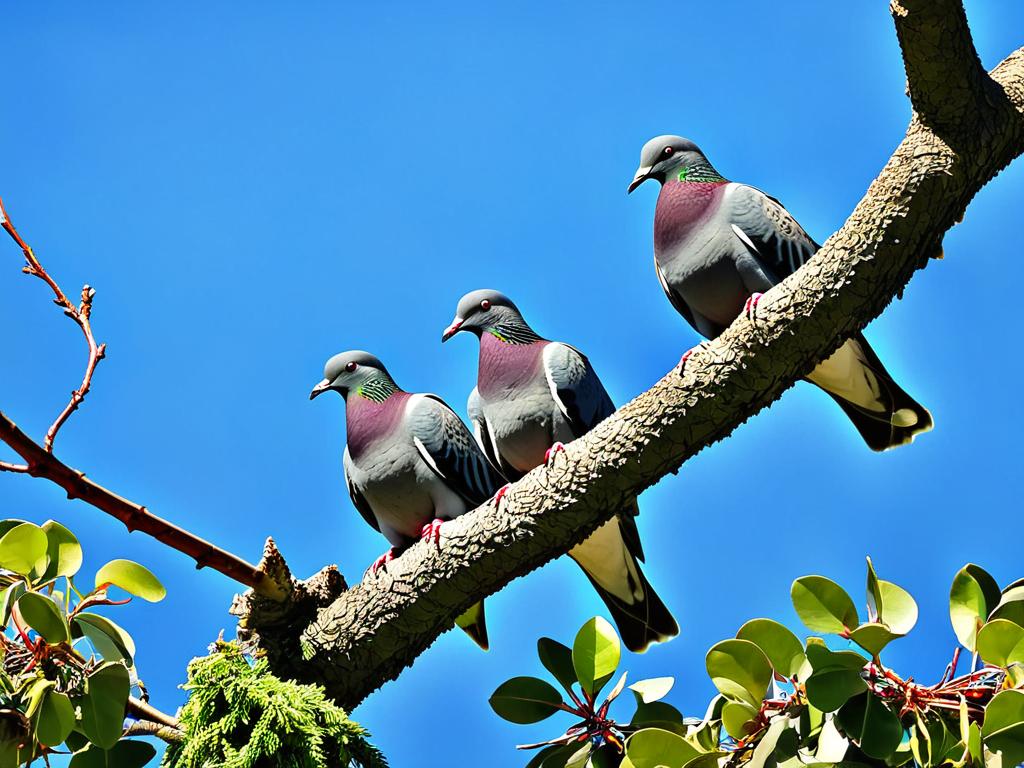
[309, 350, 396, 400]
[442, 289, 533, 343]
[628, 135, 711, 192]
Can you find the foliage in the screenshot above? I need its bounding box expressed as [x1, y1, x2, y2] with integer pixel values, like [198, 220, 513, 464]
[161, 641, 386, 768]
[491, 559, 1024, 768]
[0, 518, 164, 766]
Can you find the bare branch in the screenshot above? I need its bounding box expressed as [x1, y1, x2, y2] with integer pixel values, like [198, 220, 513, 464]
[239, 32, 1024, 709]
[0, 410, 282, 598]
[0, 197, 106, 452]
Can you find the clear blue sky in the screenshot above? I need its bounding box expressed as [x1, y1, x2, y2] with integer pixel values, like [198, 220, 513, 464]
[1, 2, 1022, 766]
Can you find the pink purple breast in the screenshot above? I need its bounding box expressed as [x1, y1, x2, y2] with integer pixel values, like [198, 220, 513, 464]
[346, 392, 411, 461]
[478, 336, 546, 400]
[654, 181, 726, 256]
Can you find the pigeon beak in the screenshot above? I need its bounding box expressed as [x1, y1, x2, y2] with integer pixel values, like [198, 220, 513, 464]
[628, 166, 654, 194]
[441, 317, 464, 342]
[309, 378, 332, 400]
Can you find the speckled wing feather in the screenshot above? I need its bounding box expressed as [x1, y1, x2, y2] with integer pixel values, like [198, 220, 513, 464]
[728, 184, 820, 280]
[408, 394, 505, 504]
[343, 447, 379, 532]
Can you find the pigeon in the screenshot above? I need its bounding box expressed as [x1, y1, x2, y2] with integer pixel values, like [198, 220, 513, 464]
[442, 290, 678, 653]
[629, 135, 933, 451]
[310, 350, 504, 649]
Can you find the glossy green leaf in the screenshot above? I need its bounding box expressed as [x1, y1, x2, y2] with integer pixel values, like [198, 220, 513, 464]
[875, 580, 918, 635]
[977, 619, 1024, 667]
[629, 677, 674, 705]
[588, 744, 621, 768]
[721, 701, 758, 740]
[631, 700, 687, 732]
[982, 689, 1024, 767]
[736, 618, 806, 678]
[0, 583, 25, 629]
[17, 592, 69, 643]
[989, 594, 1024, 628]
[94, 560, 165, 602]
[625, 727, 700, 768]
[849, 623, 900, 656]
[64, 729, 89, 752]
[489, 677, 562, 724]
[814, 716, 850, 763]
[68, 740, 157, 768]
[747, 716, 792, 768]
[537, 637, 577, 694]
[524, 744, 568, 768]
[36, 688, 75, 747]
[0, 523, 48, 578]
[76, 662, 130, 749]
[950, 564, 1000, 650]
[564, 743, 591, 768]
[791, 576, 858, 634]
[706, 639, 771, 707]
[39, 520, 83, 583]
[866, 558, 883, 622]
[24, 678, 52, 718]
[73, 613, 136, 664]
[803, 644, 868, 712]
[571, 617, 619, 697]
[838, 692, 902, 759]
[967, 721, 983, 766]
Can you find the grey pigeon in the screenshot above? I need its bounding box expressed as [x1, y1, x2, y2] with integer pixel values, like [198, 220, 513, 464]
[629, 135, 933, 451]
[442, 290, 678, 653]
[310, 350, 504, 649]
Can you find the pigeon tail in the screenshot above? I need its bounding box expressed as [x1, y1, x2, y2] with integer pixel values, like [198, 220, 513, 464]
[582, 565, 679, 654]
[808, 334, 933, 452]
[455, 600, 489, 651]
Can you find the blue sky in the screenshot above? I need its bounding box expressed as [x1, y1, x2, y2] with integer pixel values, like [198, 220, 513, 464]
[1, 2, 1022, 766]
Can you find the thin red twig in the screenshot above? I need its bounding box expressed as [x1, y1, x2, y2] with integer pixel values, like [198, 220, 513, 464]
[0, 197, 106, 453]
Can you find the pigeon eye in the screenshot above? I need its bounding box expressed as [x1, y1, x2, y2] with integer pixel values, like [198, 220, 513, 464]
[345, 362, 358, 372]
[663, 146, 675, 156]
[480, 299, 491, 310]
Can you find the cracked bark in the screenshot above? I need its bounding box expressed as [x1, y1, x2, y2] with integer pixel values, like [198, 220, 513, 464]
[233, 0, 1024, 710]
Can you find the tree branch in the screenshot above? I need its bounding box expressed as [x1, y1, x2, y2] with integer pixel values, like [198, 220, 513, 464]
[237, 7, 1024, 709]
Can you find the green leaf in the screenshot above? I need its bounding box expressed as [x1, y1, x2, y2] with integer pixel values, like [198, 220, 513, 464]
[571, 617, 620, 698]
[68, 741, 157, 768]
[629, 677, 674, 704]
[36, 688, 74, 747]
[0, 523, 48, 578]
[989, 594, 1024, 628]
[875, 580, 918, 635]
[39, 521, 83, 583]
[75, 662, 130, 748]
[625, 727, 700, 768]
[588, 744, 621, 768]
[72, 613, 136, 664]
[0, 583, 25, 629]
[967, 721, 983, 766]
[17, 592, 69, 643]
[866, 557, 883, 622]
[94, 560, 165, 602]
[950, 564, 1000, 651]
[982, 689, 1024, 767]
[803, 644, 868, 712]
[814, 716, 850, 763]
[837, 693, 902, 759]
[747, 716, 793, 768]
[64, 729, 89, 752]
[564, 743, 591, 768]
[631, 700, 688, 736]
[706, 639, 772, 707]
[24, 678, 52, 718]
[849, 623, 900, 656]
[524, 744, 570, 768]
[791, 576, 858, 634]
[736, 618, 806, 678]
[537, 637, 577, 694]
[488, 677, 563, 724]
[721, 701, 758, 740]
[977, 619, 1024, 667]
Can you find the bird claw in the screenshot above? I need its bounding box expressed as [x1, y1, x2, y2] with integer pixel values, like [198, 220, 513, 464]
[492, 484, 511, 510]
[544, 442, 566, 465]
[677, 343, 710, 376]
[743, 292, 764, 324]
[420, 519, 444, 547]
[365, 549, 396, 579]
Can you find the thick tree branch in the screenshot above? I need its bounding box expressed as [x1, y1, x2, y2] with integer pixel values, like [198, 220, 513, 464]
[237, 8, 1024, 709]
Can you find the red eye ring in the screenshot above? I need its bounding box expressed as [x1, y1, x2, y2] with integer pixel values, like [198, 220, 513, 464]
[663, 146, 674, 156]
[480, 299, 491, 310]
[345, 361, 358, 372]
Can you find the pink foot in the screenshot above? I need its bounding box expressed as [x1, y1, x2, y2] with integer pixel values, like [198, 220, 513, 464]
[420, 518, 444, 547]
[365, 548, 396, 579]
[492, 484, 511, 510]
[544, 442, 566, 465]
[743, 292, 764, 324]
[677, 343, 709, 376]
